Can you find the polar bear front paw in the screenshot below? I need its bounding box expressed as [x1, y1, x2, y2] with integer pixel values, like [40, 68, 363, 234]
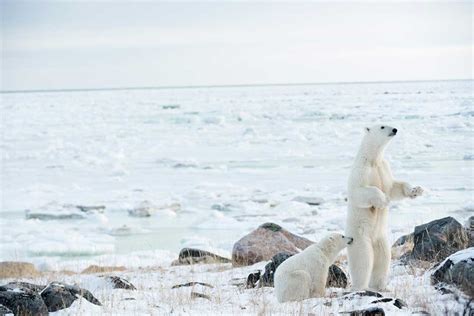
[371, 195, 389, 209]
[408, 186, 423, 199]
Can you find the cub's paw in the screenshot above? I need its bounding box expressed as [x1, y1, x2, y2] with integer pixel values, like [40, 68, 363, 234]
[408, 186, 423, 199]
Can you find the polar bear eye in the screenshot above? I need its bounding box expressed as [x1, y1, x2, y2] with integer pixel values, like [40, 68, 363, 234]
[381, 126, 385, 129]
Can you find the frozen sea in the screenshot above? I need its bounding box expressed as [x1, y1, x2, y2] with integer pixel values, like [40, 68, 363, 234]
[1, 80, 473, 270]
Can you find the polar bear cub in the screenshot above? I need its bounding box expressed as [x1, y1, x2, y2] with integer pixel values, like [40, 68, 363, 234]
[345, 125, 423, 291]
[274, 233, 353, 303]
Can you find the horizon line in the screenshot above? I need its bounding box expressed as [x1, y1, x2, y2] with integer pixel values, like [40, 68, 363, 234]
[1, 78, 472, 94]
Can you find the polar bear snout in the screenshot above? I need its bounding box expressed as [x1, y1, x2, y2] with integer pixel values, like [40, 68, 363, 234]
[342, 235, 354, 245]
[389, 128, 397, 136]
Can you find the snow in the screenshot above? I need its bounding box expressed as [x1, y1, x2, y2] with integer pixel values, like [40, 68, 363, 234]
[1, 80, 473, 314]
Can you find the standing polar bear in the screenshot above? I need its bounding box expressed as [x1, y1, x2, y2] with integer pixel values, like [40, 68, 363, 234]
[345, 125, 423, 291]
[274, 233, 353, 302]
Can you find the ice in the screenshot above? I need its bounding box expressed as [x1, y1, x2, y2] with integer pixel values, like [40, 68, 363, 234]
[0, 81, 472, 311]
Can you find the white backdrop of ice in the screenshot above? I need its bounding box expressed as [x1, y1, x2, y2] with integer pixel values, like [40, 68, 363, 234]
[1, 80, 473, 266]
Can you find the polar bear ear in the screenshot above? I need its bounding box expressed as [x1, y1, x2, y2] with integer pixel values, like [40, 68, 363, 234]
[365, 127, 370, 133]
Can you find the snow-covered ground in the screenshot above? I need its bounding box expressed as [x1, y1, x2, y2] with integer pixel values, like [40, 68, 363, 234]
[1, 80, 473, 314]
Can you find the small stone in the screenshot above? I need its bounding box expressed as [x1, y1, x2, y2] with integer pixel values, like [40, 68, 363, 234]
[371, 298, 392, 304]
[107, 276, 136, 290]
[343, 290, 383, 299]
[174, 248, 231, 265]
[171, 282, 213, 289]
[246, 271, 261, 289]
[393, 298, 408, 309]
[190, 292, 210, 300]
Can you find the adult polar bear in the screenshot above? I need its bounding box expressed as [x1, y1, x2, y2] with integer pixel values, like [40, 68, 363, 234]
[345, 125, 423, 290]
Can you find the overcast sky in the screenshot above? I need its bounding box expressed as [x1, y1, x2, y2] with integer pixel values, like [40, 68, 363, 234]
[1, 1, 472, 91]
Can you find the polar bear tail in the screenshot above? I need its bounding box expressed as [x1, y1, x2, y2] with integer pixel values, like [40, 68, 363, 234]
[275, 269, 311, 303]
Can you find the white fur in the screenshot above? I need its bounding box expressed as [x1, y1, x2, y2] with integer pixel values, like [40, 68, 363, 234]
[345, 125, 423, 291]
[274, 233, 352, 302]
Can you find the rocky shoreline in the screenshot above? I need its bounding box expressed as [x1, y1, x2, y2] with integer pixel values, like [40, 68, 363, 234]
[1, 216, 473, 315]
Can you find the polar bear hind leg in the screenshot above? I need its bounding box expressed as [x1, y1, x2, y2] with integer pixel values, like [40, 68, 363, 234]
[348, 238, 373, 290]
[369, 238, 390, 291]
[276, 270, 311, 302]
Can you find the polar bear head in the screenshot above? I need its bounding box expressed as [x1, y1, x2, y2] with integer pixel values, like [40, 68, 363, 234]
[318, 233, 353, 262]
[360, 124, 398, 155]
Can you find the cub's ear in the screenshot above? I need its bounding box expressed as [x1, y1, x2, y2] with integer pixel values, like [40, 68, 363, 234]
[365, 127, 370, 133]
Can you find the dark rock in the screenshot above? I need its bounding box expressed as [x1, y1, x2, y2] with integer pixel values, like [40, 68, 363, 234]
[406, 217, 469, 262]
[171, 282, 213, 289]
[190, 292, 210, 300]
[0, 285, 48, 316]
[173, 248, 231, 265]
[431, 248, 473, 297]
[3, 282, 45, 293]
[371, 298, 392, 304]
[343, 290, 383, 299]
[249, 251, 347, 289]
[327, 264, 348, 288]
[0, 304, 12, 315]
[40, 282, 101, 312]
[343, 307, 385, 316]
[232, 223, 313, 266]
[107, 276, 136, 290]
[246, 271, 261, 289]
[393, 298, 408, 309]
[260, 252, 293, 286]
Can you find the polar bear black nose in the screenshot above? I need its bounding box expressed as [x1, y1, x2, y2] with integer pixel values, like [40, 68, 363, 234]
[392, 128, 397, 134]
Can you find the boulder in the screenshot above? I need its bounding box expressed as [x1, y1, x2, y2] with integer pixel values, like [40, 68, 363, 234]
[401, 217, 469, 262]
[327, 264, 348, 288]
[172, 248, 231, 265]
[260, 252, 293, 286]
[466, 216, 474, 247]
[232, 223, 313, 266]
[248, 251, 347, 288]
[0, 262, 40, 278]
[40, 282, 101, 312]
[106, 276, 136, 290]
[431, 247, 473, 298]
[3, 282, 44, 293]
[0, 285, 48, 316]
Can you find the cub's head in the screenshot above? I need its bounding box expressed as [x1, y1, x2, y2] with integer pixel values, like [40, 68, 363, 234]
[318, 233, 353, 260]
[363, 124, 398, 149]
